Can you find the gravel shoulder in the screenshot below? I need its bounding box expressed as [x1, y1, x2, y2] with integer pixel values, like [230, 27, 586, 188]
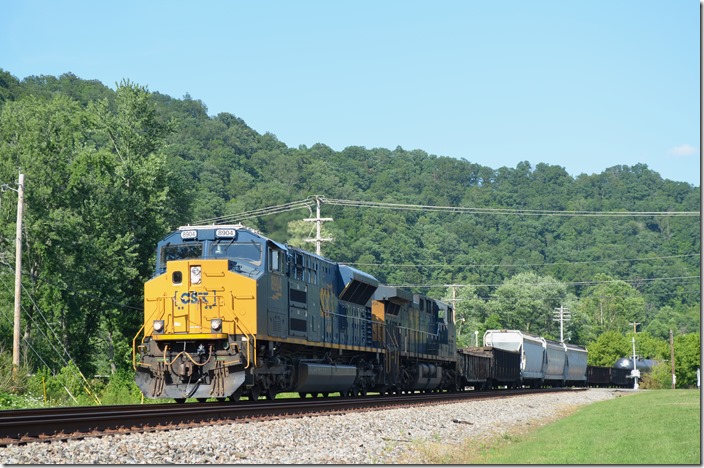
[0, 388, 620, 464]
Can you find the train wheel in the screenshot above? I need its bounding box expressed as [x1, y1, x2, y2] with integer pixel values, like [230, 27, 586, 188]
[266, 388, 278, 400]
[216, 397, 226, 403]
[298, 392, 308, 399]
[322, 392, 329, 398]
[174, 398, 186, 404]
[229, 388, 243, 403]
[197, 398, 208, 403]
[249, 387, 261, 401]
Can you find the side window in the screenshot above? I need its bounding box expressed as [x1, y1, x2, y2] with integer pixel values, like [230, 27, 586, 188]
[269, 247, 283, 273]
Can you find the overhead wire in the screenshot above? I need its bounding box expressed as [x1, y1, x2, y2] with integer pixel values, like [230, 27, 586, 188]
[193, 194, 699, 228]
[194, 197, 316, 226]
[320, 197, 700, 217]
[345, 253, 700, 269]
[0, 277, 101, 401]
[0, 304, 55, 372]
[388, 275, 701, 289]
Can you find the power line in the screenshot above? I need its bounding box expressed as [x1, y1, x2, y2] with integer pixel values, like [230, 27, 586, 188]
[0, 280, 102, 402]
[321, 197, 700, 217]
[345, 253, 700, 269]
[193, 195, 699, 228]
[389, 275, 701, 289]
[0, 308, 55, 372]
[194, 197, 317, 225]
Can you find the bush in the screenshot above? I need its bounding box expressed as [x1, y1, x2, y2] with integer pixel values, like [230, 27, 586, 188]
[24, 363, 103, 406]
[640, 362, 672, 389]
[99, 370, 143, 405]
[0, 348, 31, 394]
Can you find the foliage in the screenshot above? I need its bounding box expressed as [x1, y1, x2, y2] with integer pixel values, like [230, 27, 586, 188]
[98, 368, 143, 405]
[0, 69, 699, 395]
[640, 361, 672, 389]
[674, 332, 700, 387]
[0, 347, 31, 394]
[3, 362, 143, 408]
[576, 274, 646, 336]
[586, 331, 630, 367]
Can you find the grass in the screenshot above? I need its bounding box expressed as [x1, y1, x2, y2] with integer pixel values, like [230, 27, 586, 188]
[414, 390, 701, 465]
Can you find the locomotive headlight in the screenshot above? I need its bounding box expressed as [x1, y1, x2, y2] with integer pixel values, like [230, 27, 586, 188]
[210, 318, 222, 332]
[153, 320, 164, 333]
[190, 266, 202, 284]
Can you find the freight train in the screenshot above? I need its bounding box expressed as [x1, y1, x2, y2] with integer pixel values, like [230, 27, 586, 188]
[132, 224, 627, 403]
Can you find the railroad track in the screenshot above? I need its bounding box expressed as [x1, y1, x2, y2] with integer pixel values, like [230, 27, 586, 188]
[0, 387, 585, 446]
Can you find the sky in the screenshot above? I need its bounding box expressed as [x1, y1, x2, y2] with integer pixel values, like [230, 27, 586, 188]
[1, 0, 701, 186]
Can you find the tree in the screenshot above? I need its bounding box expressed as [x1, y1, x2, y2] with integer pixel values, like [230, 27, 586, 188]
[674, 332, 700, 387]
[0, 93, 99, 371]
[576, 274, 646, 336]
[453, 285, 490, 348]
[488, 272, 568, 337]
[0, 80, 183, 375]
[586, 331, 630, 367]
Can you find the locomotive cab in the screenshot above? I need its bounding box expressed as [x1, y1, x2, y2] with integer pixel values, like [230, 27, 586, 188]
[134, 225, 263, 402]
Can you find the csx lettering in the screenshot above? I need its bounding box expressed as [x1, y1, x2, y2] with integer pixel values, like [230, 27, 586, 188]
[180, 291, 210, 304]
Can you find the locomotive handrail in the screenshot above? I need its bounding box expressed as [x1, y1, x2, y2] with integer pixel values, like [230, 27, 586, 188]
[384, 326, 401, 374]
[133, 295, 169, 370]
[234, 318, 256, 369]
[132, 322, 147, 371]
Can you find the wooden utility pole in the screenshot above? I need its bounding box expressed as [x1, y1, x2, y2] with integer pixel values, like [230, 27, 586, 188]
[12, 173, 25, 374]
[629, 321, 641, 334]
[670, 329, 676, 389]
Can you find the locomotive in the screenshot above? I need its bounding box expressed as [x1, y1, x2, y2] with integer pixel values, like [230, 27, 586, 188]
[133, 224, 457, 402]
[133, 223, 630, 403]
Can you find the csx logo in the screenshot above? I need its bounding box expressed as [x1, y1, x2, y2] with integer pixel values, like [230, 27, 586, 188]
[176, 291, 215, 310]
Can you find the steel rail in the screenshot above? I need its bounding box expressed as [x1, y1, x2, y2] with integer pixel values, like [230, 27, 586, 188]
[0, 387, 585, 446]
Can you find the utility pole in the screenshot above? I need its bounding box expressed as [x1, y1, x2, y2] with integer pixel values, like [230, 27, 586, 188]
[445, 284, 463, 324]
[303, 196, 333, 256]
[629, 321, 641, 334]
[11, 173, 25, 374]
[670, 329, 676, 389]
[553, 306, 570, 343]
[445, 284, 463, 310]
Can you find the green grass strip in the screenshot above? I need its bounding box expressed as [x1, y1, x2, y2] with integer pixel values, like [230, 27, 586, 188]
[418, 390, 700, 464]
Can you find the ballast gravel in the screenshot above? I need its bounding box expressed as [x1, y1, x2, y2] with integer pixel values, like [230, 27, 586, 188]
[1, 388, 621, 464]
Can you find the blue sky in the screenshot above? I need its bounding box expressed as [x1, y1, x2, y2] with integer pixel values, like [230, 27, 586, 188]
[1, 0, 700, 186]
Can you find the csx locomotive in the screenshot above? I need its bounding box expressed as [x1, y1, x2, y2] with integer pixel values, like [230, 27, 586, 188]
[133, 224, 457, 402]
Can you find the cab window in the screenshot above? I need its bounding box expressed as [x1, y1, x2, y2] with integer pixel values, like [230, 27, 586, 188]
[160, 243, 203, 270]
[269, 247, 284, 273]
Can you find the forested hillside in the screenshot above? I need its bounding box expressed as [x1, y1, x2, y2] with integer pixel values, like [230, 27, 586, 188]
[0, 70, 699, 390]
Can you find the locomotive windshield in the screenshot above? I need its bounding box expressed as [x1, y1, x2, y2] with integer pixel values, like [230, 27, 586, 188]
[162, 243, 203, 263]
[210, 241, 262, 266]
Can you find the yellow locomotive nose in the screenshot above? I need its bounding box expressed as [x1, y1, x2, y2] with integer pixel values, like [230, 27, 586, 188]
[144, 259, 257, 338]
[135, 258, 258, 401]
